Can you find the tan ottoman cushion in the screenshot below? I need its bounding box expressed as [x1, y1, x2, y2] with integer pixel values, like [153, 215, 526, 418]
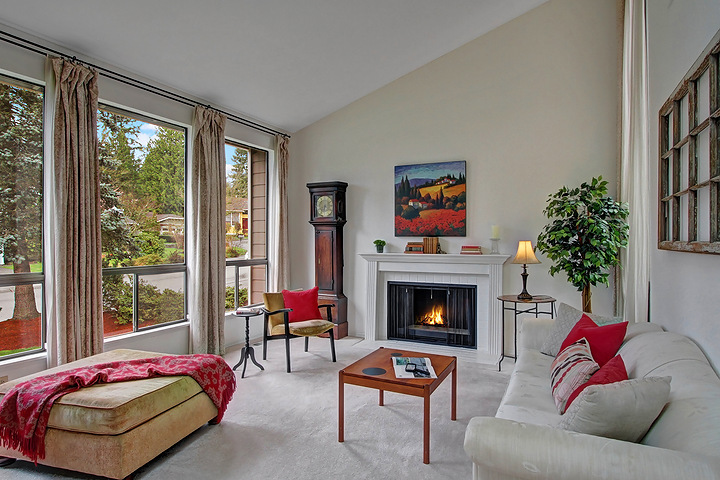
[0, 349, 204, 435]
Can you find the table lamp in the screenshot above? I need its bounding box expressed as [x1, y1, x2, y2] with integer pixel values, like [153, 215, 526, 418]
[512, 240, 540, 300]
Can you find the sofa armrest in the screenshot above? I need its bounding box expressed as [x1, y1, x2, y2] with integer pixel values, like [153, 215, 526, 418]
[464, 417, 720, 480]
[518, 317, 555, 351]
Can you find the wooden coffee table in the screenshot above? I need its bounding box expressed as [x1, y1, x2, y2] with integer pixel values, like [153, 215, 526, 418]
[338, 347, 457, 464]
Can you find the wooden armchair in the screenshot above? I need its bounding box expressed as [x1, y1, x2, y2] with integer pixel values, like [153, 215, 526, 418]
[262, 290, 337, 373]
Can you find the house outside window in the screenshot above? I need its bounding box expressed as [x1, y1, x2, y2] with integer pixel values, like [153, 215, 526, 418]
[0, 74, 45, 359]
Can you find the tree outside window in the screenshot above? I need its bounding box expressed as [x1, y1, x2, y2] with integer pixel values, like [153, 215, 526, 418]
[0, 76, 44, 357]
[98, 108, 186, 337]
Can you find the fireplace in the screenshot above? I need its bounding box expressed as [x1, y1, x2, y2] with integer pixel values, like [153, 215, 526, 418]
[360, 253, 508, 365]
[387, 281, 476, 349]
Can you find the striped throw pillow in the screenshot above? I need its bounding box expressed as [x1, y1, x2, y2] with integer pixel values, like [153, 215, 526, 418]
[550, 338, 599, 414]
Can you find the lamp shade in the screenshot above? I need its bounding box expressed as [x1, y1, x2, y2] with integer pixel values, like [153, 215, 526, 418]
[512, 241, 540, 265]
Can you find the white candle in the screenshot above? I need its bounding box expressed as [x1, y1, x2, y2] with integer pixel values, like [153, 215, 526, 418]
[491, 225, 500, 239]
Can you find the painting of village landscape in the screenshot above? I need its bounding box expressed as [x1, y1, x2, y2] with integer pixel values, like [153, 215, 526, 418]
[394, 161, 466, 236]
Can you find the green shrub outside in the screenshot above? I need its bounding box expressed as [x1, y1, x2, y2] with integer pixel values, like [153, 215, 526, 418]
[225, 246, 247, 258]
[225, 286, 248, 310]
[102, 276, 185, 326]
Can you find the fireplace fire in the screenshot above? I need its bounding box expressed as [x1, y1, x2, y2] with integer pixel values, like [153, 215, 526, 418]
[387, 281, 476, 348]
[419, 305, 446, 326]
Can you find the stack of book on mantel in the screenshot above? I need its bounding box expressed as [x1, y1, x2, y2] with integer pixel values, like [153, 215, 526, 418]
[460, 245, 483, 255]
[423, 237, 439, 254]
[404, 241, 424, 254]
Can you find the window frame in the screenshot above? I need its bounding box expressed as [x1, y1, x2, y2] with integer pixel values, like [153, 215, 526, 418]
[0, 73, 46, 360]
[98, 103, 189, 336]
[658, 36, 720, 254]
[225, 140, 269, 310]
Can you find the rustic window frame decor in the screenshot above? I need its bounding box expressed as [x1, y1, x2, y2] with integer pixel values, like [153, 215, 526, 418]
[658, 33, 720, 254]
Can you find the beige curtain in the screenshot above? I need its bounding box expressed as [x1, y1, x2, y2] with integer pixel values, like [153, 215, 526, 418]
[50, 57, 103, 364]
[273, 134, 290, 291]
[620, 0, 650, 323]
[189, 105, 227, 354]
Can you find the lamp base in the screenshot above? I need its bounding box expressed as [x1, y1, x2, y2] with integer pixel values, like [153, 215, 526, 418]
[517, 265, 533, 300]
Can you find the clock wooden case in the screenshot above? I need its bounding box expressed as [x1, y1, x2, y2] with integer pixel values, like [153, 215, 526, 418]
[307, 181, 348, 339]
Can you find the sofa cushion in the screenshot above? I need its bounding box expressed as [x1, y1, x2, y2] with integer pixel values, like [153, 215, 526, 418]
[559, 315, 628, 366]
[558, 376, 671, 442]
[550, 338, 599, 414]
[496, 349, 562, 426]
[620, 331, 720, 458]
[541, 303, 622, 357]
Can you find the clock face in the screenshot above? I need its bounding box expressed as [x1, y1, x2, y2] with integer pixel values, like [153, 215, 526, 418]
[316, 195, 333, 218]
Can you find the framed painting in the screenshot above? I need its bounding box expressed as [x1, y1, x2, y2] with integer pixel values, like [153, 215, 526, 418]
[394, 160, 466, 237]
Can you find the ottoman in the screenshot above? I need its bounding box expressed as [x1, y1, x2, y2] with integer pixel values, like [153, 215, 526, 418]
[0, 349, 221, 479]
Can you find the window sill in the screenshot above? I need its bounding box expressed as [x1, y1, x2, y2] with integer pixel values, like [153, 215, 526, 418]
[104, 321, 190, 347]
[0, 350, 46, 366]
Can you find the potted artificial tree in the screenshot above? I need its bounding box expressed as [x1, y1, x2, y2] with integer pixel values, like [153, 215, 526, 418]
[373, 239, 386, 253]
[536, 176, 629, 313]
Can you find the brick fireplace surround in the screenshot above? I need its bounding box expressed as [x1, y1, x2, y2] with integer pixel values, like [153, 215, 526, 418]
[359, 253, 509, 366]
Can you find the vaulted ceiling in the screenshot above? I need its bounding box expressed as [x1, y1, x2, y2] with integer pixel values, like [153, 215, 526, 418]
[0, 0, 547, 133]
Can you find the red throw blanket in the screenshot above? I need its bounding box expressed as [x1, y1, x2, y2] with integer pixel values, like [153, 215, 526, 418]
[0, 354, 236, 463]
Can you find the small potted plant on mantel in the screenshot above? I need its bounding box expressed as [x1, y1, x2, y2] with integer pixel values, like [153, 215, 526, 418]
[373, 239, 386, 253]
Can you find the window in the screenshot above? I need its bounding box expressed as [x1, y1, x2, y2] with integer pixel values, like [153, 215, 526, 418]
[225, 142, 268, 311]
[98, 106, 187, 337]
[658, 36, 720, 254]
[0, 74, 45, 359]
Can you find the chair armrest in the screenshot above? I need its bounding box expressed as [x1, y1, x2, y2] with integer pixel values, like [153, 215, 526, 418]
[464, 417, 720, 480]
[318, 304, 335, 322]
[261, 307, 293, 316]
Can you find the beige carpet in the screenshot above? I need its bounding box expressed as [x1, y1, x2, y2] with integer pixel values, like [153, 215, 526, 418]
[0, 337, 510, 480]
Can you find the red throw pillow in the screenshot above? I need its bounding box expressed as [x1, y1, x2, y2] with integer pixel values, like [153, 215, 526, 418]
[565, 354, 628, 410]
[282, 287, 322, 323]
[559, 315, 628, 367]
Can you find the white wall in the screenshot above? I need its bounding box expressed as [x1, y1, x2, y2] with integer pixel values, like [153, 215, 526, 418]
[290, 0, 621, 349]
[647, 1, 720, 371]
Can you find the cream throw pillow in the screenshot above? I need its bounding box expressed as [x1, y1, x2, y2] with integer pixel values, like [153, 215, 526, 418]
[558, 376, 671, 442]
[541, 302, 622, 357]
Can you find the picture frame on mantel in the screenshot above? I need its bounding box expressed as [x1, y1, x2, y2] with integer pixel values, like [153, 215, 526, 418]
[394, 160, 466, 237]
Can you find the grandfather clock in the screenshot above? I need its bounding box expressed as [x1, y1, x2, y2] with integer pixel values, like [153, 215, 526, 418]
[307, 181, 348, 339]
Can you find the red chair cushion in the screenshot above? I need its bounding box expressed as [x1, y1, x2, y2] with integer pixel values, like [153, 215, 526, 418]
[282, 287, 323, 323]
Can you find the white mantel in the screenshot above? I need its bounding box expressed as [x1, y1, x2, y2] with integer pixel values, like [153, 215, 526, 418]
[359, 253, 509, 365]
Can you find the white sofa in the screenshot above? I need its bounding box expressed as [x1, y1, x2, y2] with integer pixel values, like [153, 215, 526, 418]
[464, 317, 720, 480]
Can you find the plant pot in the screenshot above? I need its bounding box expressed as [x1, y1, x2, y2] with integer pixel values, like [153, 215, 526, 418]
[375, 245, 384, 253]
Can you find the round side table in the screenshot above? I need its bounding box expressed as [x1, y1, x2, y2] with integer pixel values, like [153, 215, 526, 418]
[232, 307, 265, 378]
[497, 295, 556, 370]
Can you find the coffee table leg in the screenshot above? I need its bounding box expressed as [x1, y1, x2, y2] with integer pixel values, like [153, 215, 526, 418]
[451, 360, 457, 421]
[423, 387, 430, 464]
[379, 389, 384, 406]
[338, 371, 344, 443]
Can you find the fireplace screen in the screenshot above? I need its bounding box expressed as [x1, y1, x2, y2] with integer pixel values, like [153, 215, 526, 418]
[387, 281, 476, 348]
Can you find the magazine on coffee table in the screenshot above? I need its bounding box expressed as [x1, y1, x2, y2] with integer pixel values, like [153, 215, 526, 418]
[392, 357, 437, 379]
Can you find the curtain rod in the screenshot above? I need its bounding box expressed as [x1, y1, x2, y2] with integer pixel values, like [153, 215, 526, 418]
[0, 29, 289, 139]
